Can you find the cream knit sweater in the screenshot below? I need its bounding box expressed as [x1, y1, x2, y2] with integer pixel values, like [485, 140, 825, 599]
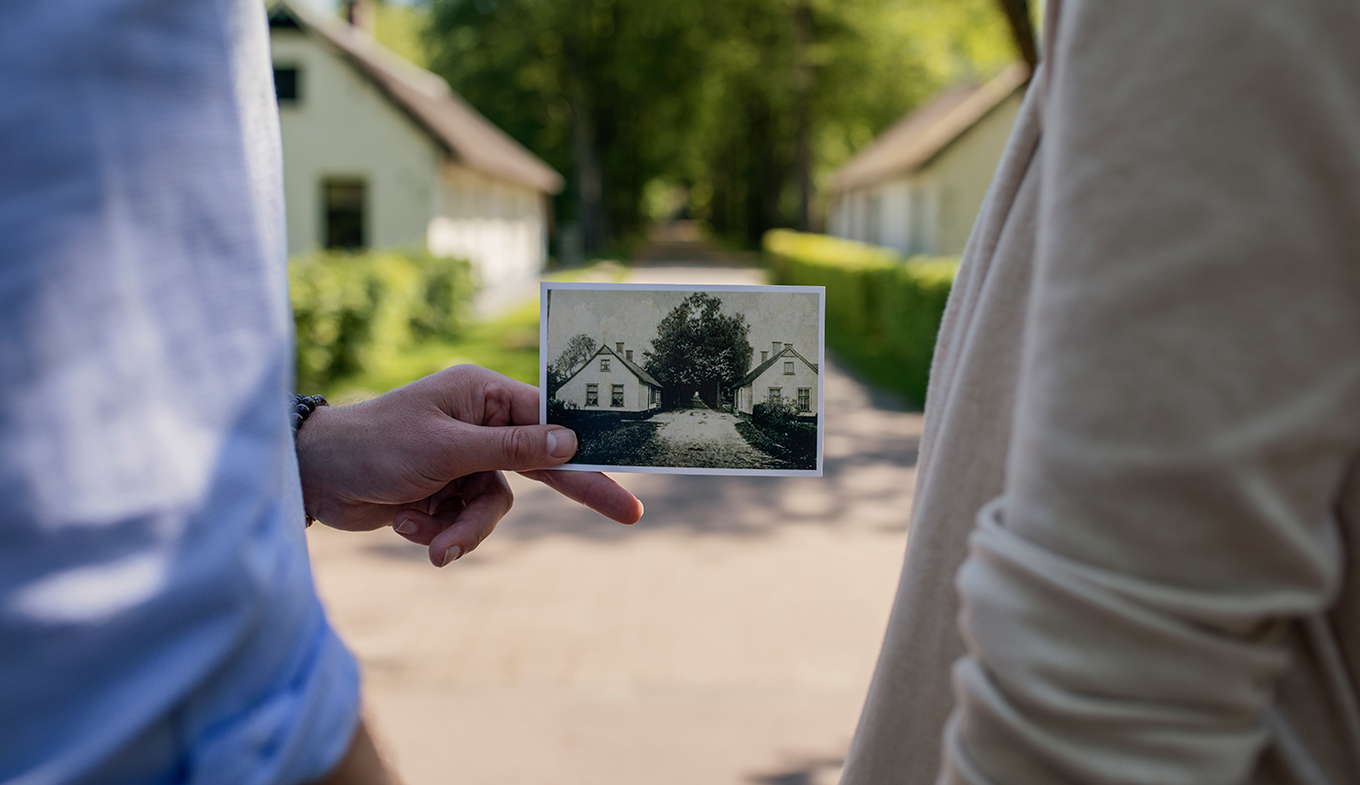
[841, 2, 1360, 783]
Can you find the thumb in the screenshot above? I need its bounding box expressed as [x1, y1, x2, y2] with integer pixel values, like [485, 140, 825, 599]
[445, 423, 579, 475]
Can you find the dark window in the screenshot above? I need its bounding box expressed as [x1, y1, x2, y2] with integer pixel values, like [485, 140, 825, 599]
[273, 67, 300, 104]
[767, 387, 782, 405]
[324, 179, 365, 249]
[600, 358, 611, 372]
[586, 384, 598, 406]
[611, 384, 624, 407]
[797, 388, 811, 412]
[783, 361, 794, 375]
[268, 9, 303, 29]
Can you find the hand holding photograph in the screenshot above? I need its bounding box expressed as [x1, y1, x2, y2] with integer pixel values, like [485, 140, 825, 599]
[540, 283, 825, 476]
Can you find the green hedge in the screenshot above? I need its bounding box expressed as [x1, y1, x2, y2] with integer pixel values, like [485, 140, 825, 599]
[290, 249, 474, 391]
[764, 229, 958, 407]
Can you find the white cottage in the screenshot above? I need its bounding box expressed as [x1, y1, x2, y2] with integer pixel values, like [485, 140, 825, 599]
[735, 342, 819, 418]
[827, 64, 1029, 257]
[554, 343, 663, 416]
[268, 2, 563, 290]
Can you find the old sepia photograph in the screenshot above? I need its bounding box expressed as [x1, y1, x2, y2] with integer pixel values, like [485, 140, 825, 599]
[540, 283, 825, 476]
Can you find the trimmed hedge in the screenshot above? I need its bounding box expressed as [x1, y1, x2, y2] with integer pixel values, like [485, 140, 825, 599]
[290, 249, 474, 391]
[764, 229, 958, 407]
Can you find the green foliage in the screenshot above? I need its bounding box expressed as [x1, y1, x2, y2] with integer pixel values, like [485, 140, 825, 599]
[764, 229, 958, 407]
[421, 0, 1017, 250]
[643, 292, 752, 388]
[370, 1, 433, 68]
[290, 249, 474, 392]
[548, 333, 597, 395]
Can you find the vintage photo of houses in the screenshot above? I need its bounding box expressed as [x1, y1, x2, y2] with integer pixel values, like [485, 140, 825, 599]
[540, 283, 824, 476]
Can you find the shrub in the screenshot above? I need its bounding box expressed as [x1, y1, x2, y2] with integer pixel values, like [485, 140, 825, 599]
[290, 249, 474, 391]
[763, 229, 959, 407]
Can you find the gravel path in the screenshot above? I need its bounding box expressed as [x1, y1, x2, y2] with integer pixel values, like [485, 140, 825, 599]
[648, 409, 776, 469]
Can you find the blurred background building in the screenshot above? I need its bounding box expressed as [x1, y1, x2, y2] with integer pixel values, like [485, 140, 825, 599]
[268, 1, 562, 292]
[825, 64, 1029, 256]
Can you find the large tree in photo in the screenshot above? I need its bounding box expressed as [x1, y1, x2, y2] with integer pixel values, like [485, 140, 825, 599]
[644, 293, 752, 410]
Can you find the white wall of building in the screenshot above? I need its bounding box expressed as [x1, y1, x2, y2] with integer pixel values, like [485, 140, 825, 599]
[737, 354, 819, 416]
[428, 164, 546, 289]
[828, 92, 1022, 257]
[272, 32, 440, 254]
[554, 349, 658, 414]
[271, 29, 550, 288]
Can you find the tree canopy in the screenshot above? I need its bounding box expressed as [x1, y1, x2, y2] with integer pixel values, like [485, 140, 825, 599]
[644, 293, 752, 390]
[393, 0, 1018, 252]
[548, 333, 597, 394]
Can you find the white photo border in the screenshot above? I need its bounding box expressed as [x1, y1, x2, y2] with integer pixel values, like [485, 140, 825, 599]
[539, 281, 826, 477]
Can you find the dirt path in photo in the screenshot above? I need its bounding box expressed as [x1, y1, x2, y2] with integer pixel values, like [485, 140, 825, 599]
[648, 409, 776, 469]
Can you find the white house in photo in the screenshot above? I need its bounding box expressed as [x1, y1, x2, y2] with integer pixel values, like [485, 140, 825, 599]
[735, 342, 819, 418]
[826, 64, 1029, 257]
[267, 1, 563, 290]
[554, 343, 664, 415]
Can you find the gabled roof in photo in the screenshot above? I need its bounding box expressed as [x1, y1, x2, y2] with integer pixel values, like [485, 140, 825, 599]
[828, 63, 1030, 193]
[559, 344, 663, 389]
[737, 346, 819, 388]
[269, 1, 564, 194]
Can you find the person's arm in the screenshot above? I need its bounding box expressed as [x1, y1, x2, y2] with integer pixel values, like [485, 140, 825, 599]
[942, 2, 1360, 782]
[295, 364, 644, 567]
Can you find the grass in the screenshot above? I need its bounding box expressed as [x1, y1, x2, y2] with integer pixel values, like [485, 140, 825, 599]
[565, 418, 665, 466]
[325, 300, 541, 402]
[734, 420, 817, 470]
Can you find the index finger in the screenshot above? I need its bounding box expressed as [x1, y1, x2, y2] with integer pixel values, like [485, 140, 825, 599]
[517, 469, 644, 524]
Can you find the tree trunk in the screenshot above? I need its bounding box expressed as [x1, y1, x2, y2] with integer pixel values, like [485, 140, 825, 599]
[792, 1, 814, 232]
[567, 66, 609, 254]
[995, 0, 1039, 72]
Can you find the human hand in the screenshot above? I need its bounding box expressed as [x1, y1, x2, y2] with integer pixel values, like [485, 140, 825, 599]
[295, 365, 642, 566]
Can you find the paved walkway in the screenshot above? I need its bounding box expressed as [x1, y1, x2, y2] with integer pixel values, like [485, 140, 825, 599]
[306, 257, 925, 785]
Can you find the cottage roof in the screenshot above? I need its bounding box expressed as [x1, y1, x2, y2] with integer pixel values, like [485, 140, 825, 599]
[558, 344, 663, 389]
[737, 346, 819, 388]
[828, 63, 1030, 193]
[270, 2, 564, 194]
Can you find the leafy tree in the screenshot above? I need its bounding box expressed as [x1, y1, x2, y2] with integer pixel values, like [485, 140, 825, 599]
[644, 293, 751, 404]
[416, 0, 1016, 252]
[548, 333, 597, 394]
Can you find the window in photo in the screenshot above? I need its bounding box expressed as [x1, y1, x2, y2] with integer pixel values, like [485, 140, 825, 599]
[586, 383, 598, 406]
[611, 384, 624, 407]
[600, 358, 611, 372]
[768, 387, 782, 405]
[797, 388, 811, 412]
[784, 361, 795, 375]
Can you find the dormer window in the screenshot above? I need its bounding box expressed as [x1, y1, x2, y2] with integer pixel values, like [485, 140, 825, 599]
[600, 358, 611, 372]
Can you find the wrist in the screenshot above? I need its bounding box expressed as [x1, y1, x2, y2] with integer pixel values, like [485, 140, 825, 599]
[296, 402, 343, 523]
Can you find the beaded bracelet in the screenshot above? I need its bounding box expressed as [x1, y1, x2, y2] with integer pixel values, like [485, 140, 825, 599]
[290, 394, 327, 439]
[291, 394, 327, 527]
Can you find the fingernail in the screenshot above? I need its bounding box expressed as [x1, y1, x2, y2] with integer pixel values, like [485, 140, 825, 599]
[394, 518, 417, 536]
[546, 428, 577, 459]
[441, 545, 462, 567]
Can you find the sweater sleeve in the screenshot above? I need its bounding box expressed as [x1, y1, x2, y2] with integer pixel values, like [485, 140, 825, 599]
[940, 2, 1360, 783]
